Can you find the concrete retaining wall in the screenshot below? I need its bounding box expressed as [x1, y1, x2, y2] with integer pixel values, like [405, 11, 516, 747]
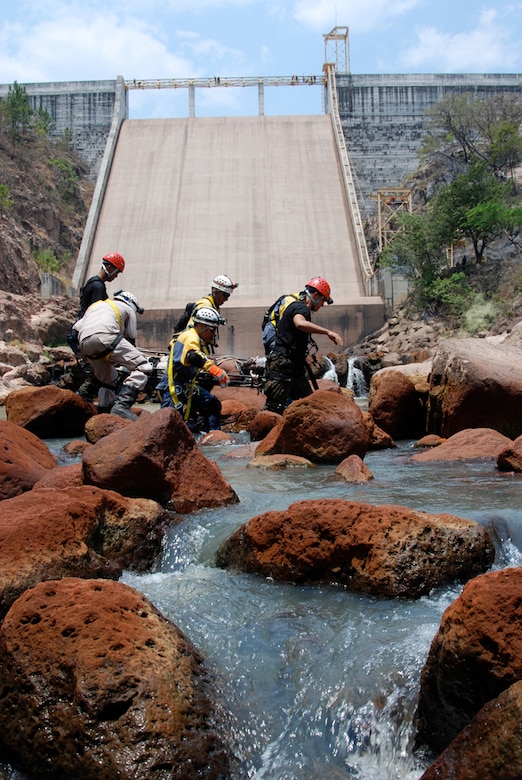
[0, 78, 128, 176]
[137, 299, 385, 358]
[337, 73, 522, 217]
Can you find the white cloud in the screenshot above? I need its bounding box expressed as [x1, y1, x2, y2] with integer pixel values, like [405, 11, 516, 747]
[292, 0, 420, 34]
[175, 30, 246, 71]
[0, 11, 192, 82]
[400, 9, 522, 72]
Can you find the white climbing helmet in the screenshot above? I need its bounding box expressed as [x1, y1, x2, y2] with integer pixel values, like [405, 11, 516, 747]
[113, 290, 144, 314]
[211, 275, 238, 295]
[193, 307, 225, 328]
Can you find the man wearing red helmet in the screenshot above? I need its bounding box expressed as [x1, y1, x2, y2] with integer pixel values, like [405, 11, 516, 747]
[263, 277, 344, 415]
[77, 252, 126, 318]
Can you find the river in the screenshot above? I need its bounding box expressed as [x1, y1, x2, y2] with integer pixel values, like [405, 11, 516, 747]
[120, 430, 522, 779]
[6, 408, 522, 779]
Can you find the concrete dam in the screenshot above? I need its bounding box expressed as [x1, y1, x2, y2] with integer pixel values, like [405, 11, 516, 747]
[3, 70, 520, 355]
[76, 112, 380, 355]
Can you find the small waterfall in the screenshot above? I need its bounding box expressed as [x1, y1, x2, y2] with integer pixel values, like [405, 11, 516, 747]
[346, 357, 369, 397]
[321, 356, 339, 383]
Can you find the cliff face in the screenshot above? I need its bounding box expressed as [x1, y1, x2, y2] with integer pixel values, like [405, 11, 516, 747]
[0, 132, 94, 295]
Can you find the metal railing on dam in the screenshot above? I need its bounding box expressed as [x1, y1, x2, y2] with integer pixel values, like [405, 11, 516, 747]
[124, 75, 324, 90]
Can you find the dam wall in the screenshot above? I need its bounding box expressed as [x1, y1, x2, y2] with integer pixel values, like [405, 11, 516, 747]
[336, 73, 522, 216]
[0, 77, 128, 176]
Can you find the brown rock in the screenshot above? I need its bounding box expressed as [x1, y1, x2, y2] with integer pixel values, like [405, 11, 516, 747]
[0, 578, 232, 779]
[216, 498, 494, 598]
[412, 427, 512, 462]
[497, 434, 522, 472]
[82, 407, 238, 513]
[249, 409, 282, 441]
[212, 385, 266, 410]
[5, 385, 96, 438]
[219, 399, 258, 431]
[362, 411, 397, 450]
[254, 390, 369, 463]
[0, 485, 172, 619]
[254, 421, 283, 455]
[316, 378, 344, 393]
[63, 439, 92, 456]
[0, 419, 57, 500]
[427, 338, 522, 438]
[199, 429, 236, 445]
[335, 454, 374, 482]
[414, 434, 445, 448]
[416, 568, 522, 754]
[368, 370, 425, 440]
[84, 412, 133, 443]
[33, 462, 83, 489]
[247, 454, 315, 469]
[419, 681, 522, 780]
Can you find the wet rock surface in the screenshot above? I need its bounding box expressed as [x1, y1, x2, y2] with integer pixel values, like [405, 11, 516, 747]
[0, 578, 233, 780]
[216, 498, 494, 598]
[0, 485, 173, 620]
[255, 390, 369, 463]
[82, 406, 239, 513]
[416, 568, 522, 754]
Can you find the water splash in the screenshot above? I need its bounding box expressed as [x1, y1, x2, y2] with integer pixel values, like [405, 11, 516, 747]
[321, 355, 339, 383]
[346, 357, 369, 397]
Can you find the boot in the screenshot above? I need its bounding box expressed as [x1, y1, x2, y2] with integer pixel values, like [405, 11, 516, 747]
[110, 385, 139, 421]
[76, 374, 100, 401]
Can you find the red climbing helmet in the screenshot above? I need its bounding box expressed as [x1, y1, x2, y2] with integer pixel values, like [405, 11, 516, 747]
[102, 252, 125, 273]
[306, 276, 333, 304]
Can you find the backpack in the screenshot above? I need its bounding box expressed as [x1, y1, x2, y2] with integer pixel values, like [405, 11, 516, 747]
[261, 292, 300, 353]
[172, 302, 196, 334]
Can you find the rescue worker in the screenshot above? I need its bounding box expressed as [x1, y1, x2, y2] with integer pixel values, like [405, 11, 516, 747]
[78, 251, 126, 318]
[192, 274, 238, 320]
[171, 274, 238, 345]
[72, 290, 151, 420]
[263, 277, 344, 415]
[158, 307, 229, 432]
[71, 251, 126, 400]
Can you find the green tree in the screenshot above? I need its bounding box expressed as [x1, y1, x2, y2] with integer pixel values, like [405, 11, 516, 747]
[430, 161, 513, 262]
[4, 81, 33, 142]
[33, 106, 53, 137]
[420, 92, 522, 181]
[32, 248, 61, 274]
[380, 211, 448, 309]
[0, 183, 14, 215]
[48, 157, 80, 204]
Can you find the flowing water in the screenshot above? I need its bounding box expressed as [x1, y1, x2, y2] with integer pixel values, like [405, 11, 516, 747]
[124, 436, 521, 779]
[6, 421, 522, 780]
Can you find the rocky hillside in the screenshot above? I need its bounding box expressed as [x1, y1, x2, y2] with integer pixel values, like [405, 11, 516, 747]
[0, 130, 93, 295]
[349, 237, 522, 366]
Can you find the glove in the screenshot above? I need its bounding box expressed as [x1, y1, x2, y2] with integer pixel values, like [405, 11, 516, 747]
[208, 363, 229, 387]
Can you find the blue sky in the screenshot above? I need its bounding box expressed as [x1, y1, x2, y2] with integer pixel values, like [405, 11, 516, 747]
[1, 0, 521, 119]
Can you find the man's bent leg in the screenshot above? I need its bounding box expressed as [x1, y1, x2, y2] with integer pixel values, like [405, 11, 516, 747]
[264, 353, 293, 414]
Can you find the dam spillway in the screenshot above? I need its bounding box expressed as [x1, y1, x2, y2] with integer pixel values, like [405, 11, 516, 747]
[79, 114, 383, 355]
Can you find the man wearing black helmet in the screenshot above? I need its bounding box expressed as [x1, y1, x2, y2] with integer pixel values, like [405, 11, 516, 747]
[158, 306, 229, 432]
[263, 277, 344, 415]
[72, 290, 151, 420]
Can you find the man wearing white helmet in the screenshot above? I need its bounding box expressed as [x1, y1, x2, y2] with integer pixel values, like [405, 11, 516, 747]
[157, 306, 229, 432]
[187, 274, 238, 335]
[170, 274, 238, 346]
[72, 290, 151, 420]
